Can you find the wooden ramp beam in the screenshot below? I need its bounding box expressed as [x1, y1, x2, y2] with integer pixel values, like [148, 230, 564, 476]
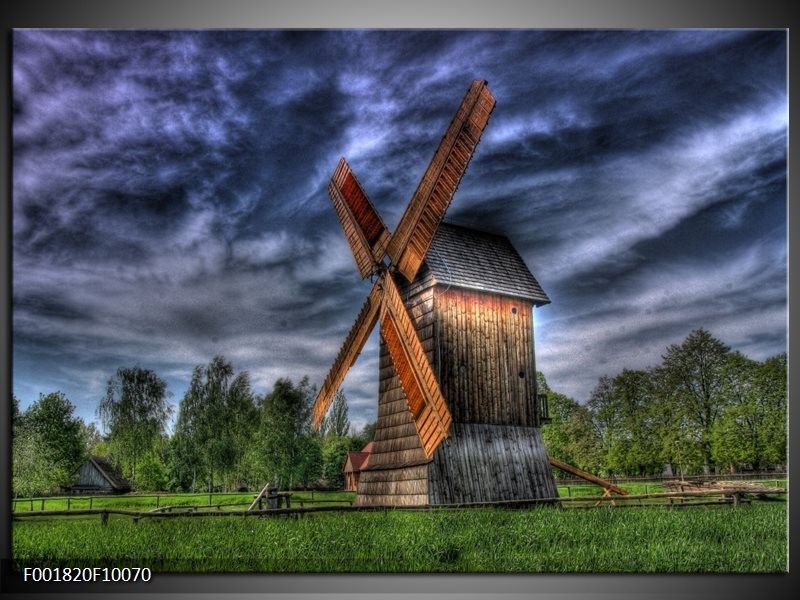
[548, 457, 628, 496]
[248, 483, 273, 512]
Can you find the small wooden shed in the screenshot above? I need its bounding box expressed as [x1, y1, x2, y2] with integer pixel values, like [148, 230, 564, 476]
[343, 442, 374, 491]
[71, 456, 131, 494]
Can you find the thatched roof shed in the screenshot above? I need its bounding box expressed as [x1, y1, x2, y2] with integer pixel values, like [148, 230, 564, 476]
[71, 456, 131, 494]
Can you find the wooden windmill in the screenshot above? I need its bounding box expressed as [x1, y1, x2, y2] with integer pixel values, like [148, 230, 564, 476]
[313, 80, 557, 505]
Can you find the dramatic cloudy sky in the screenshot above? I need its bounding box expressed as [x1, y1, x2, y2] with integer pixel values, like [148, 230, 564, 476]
[12, 30, 787, 432]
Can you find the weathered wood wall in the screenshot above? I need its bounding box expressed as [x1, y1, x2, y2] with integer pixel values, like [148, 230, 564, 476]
[73, 462, 113, 492]
[355, 279, 435, 506]
[357, 272, 555, 505]
[428, 423, 556, 503]
[433, 288, 539, 427]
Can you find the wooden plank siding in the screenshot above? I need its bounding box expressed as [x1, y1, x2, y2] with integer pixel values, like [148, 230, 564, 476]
[357, 270, 556, 506]
[428, 424, 557, 504]
[356, 285, 436, 506]
[433, 288, 539, 427]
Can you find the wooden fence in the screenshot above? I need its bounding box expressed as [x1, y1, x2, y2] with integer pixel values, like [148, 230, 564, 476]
[11, 487, 786, 526]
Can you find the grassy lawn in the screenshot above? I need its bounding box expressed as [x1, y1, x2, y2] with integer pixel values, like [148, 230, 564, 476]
[12, 502, 786, 573]
[12, 490, 357, 512]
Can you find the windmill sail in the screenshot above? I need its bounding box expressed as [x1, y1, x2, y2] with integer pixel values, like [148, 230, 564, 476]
[329, 158, 391, 278]
[315, 81, 492, 458]
[380, 275, 452, 457]
[387, 80, 496, 282]
[312, 280, 382, 429]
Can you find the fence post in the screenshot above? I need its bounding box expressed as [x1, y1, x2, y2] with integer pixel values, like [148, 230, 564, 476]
[41, 499, 45, 511]
[89, 497, 93, 510]
[67, 498, 71, 511]
[156, 496, 160, 509]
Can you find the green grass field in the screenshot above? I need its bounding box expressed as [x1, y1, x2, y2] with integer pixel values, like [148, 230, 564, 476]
[13, 501, 786, 573]
[11, 490, 356, 512]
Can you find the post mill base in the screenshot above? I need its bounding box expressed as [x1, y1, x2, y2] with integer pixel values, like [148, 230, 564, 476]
[355, 423, 557, 506]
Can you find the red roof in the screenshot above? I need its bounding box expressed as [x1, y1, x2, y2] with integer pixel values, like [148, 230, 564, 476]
[343, 442, 374, 473]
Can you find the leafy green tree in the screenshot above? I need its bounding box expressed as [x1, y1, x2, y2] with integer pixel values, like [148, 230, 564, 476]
[539, 374, 578, 463]
[656, 329, 730, 474]
[756, 353, 787, 467]
[294, 435, 323, 489]
[359, 420, 377, 444]
[25, 391, 85, 473]
[539, 372, 603, 475]
[172, 356, 257, 491]
[258, 377, 317, 489]
[12, 395, 21, 429]
[98, 367, 171, 483]
[12, 392, 85, 496]
[136, 447, 169, 491]
[589, 369, 662, 476]
[12, 428, 67, 497]
[321, 435, 362, 488]
[79, 421, 104, 455]
[321, 390, 351, 437]
[166, 430, 199, 492]
[712, 352, 787, 472]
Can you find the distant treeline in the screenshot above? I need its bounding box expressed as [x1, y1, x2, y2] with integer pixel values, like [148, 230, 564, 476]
[12, 328, 786, 496]
[541, 329, 786, 478]
[12, 356, 371, 497]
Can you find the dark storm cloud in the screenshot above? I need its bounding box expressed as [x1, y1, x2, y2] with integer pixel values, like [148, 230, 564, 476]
[12, 30, 786, 429]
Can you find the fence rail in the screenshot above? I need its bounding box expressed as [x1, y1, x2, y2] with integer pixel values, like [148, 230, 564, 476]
[11, 488, 786, 526]
[12, 473, 786, 513]
[554, 471, 787, 486]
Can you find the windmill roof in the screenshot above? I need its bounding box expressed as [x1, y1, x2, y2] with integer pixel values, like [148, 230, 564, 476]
[422, 223, 550, 305]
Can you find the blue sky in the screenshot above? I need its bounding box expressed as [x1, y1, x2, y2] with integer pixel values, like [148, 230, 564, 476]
[12, 30, 787, 432]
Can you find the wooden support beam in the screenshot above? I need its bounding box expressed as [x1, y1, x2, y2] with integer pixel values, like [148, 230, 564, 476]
[248, 482, 273, 512]
[548, 456, 629, 496]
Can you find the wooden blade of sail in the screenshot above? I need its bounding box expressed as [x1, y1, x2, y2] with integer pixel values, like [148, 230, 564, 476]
[329, 157, 391, 279]
[312, 279, 383, 429]
[387, 80, 496, 282]
[379, 275, 452, 457]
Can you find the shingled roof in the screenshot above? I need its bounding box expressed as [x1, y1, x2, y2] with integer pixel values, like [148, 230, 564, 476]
[421, 223, 550, 305]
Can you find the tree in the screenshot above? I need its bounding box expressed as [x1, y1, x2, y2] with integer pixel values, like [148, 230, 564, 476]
[12, 392, 86, 496]
[172, 356, 258, 491]
[755, 353, 787, 467]
[79, 421, 105, 455]
[258, 377, 317, 489]
[538, 372, 603, 475]
[588, 369, 662, 476]
[25, 391, 85, 473]
[712, 352, 787, 472]
[12, 395, 21, 430]
[98, 367, 171, 484]
[359, 420, 377, 444]
[136, 447, 169, 491]
[656, 329, 730, 474]
[321, 435, 362, 488]
[321, 390, 351, 437]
